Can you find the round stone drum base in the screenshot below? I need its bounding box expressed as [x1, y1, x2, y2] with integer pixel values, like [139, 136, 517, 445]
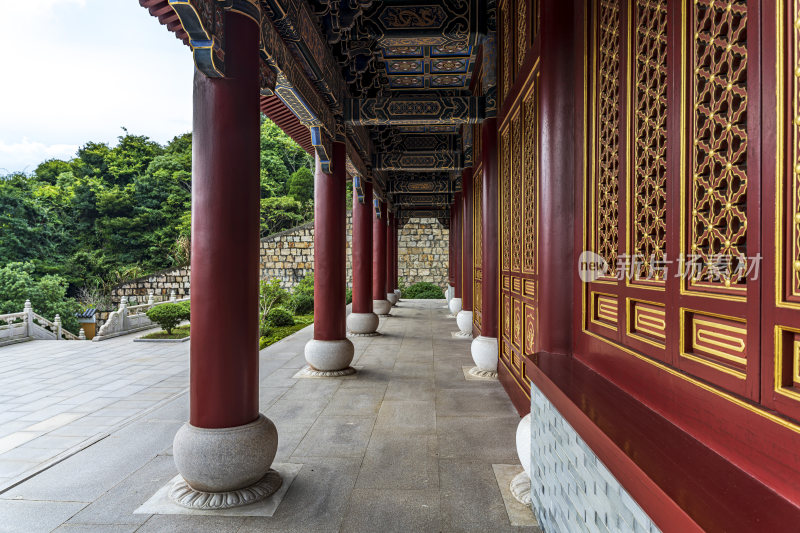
[346, 312, 379, 335]
[456, 310, 473, 336]
[172, 414, 279, 508]
[304, 338, 354, 372]
[170, 469, 282, 510]
[373, 299, 392, 315]
[448, 297, 462, 316]
[387, 292, 398, 306]
[470, 335, 498, 373]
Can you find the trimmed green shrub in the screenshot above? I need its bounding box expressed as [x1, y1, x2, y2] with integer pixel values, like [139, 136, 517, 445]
[178, 300, 190, 318]
[146, 302, 189, 334]
[345, 288, 352, 305]
[290, 293, 314, 315]
[403, 282, 444, 299]
[266, 307, 295, 327]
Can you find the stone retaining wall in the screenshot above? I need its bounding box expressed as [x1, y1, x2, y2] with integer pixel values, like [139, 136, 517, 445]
[112, 214, 448, 302]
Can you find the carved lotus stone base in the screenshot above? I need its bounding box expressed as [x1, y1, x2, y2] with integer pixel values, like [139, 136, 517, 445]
[347, 332, 381, 337]
[169, 469, 282, 510]
[468, 366, 498, 379]
[452, 330, 473, 339]
[298, 365, 357, 378]
[510, 471, 532, 506]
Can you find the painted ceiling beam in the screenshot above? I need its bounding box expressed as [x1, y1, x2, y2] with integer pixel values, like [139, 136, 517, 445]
[350, 0, 486, 47]
[374, 151, 463, 172]
[391, 194, 452, 207]
[390, 176, 451, 194]
[345, 97, 485, 126]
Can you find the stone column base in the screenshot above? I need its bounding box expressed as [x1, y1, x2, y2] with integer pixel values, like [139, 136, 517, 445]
[346, 312, 379, 335]
[171, 414, 280, 509]
[394, 289, 402, 301]
[456, 310, 473, 337]
[468, 366, 498, 379]
[448, 297, 462, 316]
[373, 299, 392, 316]
[304, 338, 354, 372]
[470, 335, 498, 372]
[387, 292, 398, 306]
[510, 471, 532, 506]
[446, 285, 454, 303]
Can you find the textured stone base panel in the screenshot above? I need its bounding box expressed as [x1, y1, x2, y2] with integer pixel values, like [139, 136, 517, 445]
[492, 464, 539, 528]
[451, 331, 473, 339]
[462, 366, 498, 380]
[347, 332, 381, 337]
[530, 383, 660, 533]
[135, 463, 302, 516]
[292, 366, 357, 379]
[447, 314, 456, 319]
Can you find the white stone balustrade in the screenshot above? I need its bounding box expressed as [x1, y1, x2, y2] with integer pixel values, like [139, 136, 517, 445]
[93, 294, 190, 342]
[0, 300, 82, 347]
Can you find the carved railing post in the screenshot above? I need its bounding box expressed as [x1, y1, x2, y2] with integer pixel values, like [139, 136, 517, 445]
[147, 290, 155, 305]
[119, 297, 129, 331]
[23, 300, 32, 337]
[54, 315, 62, 340]
[170, 290, 177, 302]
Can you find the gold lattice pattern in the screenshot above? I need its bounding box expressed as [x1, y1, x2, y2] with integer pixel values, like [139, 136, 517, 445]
[502, 3, 512, 103]
[523, 83, 537, 273]
[595, 0, 621, 270]
[512, 114, 523, 272]
[793, 1, 800, 294]
[502, 128, 513, 270]
[517, 0, 527, 70]
[632, 0, 668, 282]
[691, 0, 748, 288]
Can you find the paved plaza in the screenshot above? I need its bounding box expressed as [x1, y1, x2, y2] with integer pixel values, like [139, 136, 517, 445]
[0, 300, 536, 532]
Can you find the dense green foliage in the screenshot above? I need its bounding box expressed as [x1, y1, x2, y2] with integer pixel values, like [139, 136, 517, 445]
[265, 307, 295, 327]
[289, 274, 315, 314]
[0, 118, 313, 331]
[402, 282, 444, 299]
[259, 314, 313, 350]
[0, 262, 82, 332]
[146, 302, 190, 334]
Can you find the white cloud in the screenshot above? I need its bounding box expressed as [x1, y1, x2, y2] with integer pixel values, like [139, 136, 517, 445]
[0, 0, 194, 173]
[3, 0, 86, 17]
[0, 139, 79, 175]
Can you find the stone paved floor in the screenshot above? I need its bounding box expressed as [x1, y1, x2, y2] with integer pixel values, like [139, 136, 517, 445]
[0, 300, 537, 532]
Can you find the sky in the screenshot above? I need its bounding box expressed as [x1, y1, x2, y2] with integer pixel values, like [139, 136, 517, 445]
[0, 0, 194, 174]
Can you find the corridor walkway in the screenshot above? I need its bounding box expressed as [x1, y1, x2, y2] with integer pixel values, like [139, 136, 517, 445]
[0, 300, 536, 532]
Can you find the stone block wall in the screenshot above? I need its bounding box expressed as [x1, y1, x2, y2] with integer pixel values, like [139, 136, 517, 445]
[111, 267, 191, 304]
[111, 214, 448, 302]
[529, 383, 660, 533]
[398, 218, 449, 288]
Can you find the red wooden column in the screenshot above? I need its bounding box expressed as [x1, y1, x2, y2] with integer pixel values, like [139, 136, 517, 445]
[449, 192, 463, 316]
[471, 118, 499, 373]
[373, 202, 391, 315]
[347, 180, 379, 335]
[303, 142, 355, 373]
[172, 11, 280, 509]
[447, 207, 456, 301]
[457, 169, 474, 336]
[392, 216, 400, 300]
[386, 211, 398, 305]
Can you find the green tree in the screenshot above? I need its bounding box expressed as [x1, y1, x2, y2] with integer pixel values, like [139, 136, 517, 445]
[260, 196, 305, 236]
[287, 166, 313, 205]
[0, 262, 81, 333]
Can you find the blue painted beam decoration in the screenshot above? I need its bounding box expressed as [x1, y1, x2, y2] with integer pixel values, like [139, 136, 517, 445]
[346, 97, 485, 126]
